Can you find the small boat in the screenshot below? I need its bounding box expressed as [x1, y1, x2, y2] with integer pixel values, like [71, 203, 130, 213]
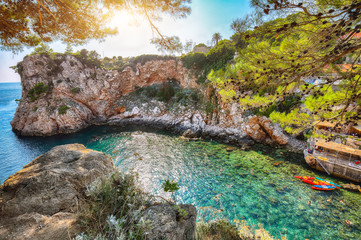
[315, 177, 341, 188]
[312, 185, 337, 191]
[294, 176, 314, 180]
[302, 179, 332, 186]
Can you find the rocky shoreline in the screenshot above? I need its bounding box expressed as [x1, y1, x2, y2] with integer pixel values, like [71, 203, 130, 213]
[106, 114, 306, 152]
[0, 144, 197, 240]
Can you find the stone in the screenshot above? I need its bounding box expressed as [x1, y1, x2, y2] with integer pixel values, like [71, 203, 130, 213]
[115, 106, 126, 114]
[258, 116, 289, 145]
[143, 204, 197, 240]
[182, 129, 199, 138]
[341, 183, 361, 192]
[245, 116, 289, 145]
[0, 144, 115, 240]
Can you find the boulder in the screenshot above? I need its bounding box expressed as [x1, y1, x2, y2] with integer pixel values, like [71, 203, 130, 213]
[182, 129, 199, 138]
[144, 204, 197, 240]
[0, 144, 115, 240]
[244, 116, 268, 142]
[245, 116, 288, 145]
[258, 116, 288, 145]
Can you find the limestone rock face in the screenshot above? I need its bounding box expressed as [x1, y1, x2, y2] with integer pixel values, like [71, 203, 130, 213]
[11, 55, 197, 136]
[258, 116, 289, 145]
[245, 116, 289, 145]
[0, 144, 115, 240]
[144, 204, 197, 240]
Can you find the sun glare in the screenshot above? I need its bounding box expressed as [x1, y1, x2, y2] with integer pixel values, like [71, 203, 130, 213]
[109, 10, 141, 28]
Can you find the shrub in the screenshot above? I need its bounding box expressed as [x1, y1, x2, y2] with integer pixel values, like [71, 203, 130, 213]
[27, 82, 49, 102]
[71, 87, 80, 94]
[156, 81, 176, 102]
[76, 171, 153, 239]
[58, 105, 70, 114]
[181, 40, 235, 84]
[196, 219, 240, 240]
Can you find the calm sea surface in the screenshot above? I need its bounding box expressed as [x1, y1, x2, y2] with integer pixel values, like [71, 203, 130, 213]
[1, 82, 361, 240]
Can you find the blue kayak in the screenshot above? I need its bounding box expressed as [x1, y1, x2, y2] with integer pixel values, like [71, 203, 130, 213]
[312, 185, 337, 191]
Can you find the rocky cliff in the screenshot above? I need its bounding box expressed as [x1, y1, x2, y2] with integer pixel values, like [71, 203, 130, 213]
[11, 54, 304, 150]
[11, 54, 197, 136]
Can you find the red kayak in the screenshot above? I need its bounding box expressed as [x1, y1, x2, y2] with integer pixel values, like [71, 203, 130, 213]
[312, 185, 337, 191]
[295, 176, 314, 180]
[302, 179, 333, 186]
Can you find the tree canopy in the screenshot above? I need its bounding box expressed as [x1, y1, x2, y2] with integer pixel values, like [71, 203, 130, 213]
[209, 0, 361, 135]
[0, 0, 191, 52]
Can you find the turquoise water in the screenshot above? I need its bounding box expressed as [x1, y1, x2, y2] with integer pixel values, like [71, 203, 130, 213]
[1, 82, 361, 240]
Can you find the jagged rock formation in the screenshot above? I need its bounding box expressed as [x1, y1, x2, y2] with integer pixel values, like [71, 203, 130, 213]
[11, 54, 197, 136]
[245, 116, 289, 145]
[0, 144, 115, 240]
[0, 144, 198, 240]
[11, 54, 303, 150]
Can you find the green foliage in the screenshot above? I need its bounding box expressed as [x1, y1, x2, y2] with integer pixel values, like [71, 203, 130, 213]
[196, 219, 240, 240]
[2, 0, 191, 52]
[33, 106, 38, 112]
[156, 81, 177, 102]
[181, 40, 235, 84]
[195, 43, 207, 48]
[131, 82, 203, 109]
[77, 172, 152, 239]
[27, 82, 49, 102]
[64, 43, 73, 55]
[210, 2, 361, 135]
[174, 205, 188, 222]
[71, 87, 80, 94]
[74, 49, 102, 67]
[31, 43, 53, 55]
[125, 55, 177, 72]
[9, 62, 23, 76]
[181, 52, 207, 70]
[58, 105, 70, 115]
[162, 179, 179, 192]
[162, 179, 179, 203]
[151, 36, 184, 55]
[212, 32, 222, 46]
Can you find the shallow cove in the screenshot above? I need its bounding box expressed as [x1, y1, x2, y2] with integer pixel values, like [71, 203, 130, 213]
[1, 126, 361, 240]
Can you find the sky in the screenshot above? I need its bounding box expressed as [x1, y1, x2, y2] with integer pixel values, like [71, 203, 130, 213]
[0, 0, 251, 82]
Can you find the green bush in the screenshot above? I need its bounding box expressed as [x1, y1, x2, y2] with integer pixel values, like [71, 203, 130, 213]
[58, 105, 70, 114]
[71, 87, 80, 94]
[76, 172, 153, 239]
[156, 81, 176, 102]
[181, 40, 235, 84]
[27, 82, 49, 102]
[196, 219, 240, 240]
